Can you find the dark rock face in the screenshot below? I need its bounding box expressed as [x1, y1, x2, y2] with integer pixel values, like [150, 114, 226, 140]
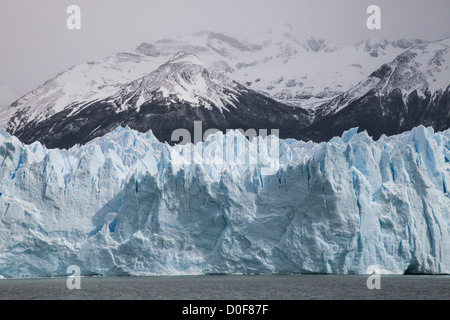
[9, 84, 450, 149]
[299, 86, 450, 142]
[6, 45, 450, 148]
[11, 85, 310, 149]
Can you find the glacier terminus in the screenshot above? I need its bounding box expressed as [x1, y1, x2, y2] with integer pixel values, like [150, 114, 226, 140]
[0, 125, 449, 278]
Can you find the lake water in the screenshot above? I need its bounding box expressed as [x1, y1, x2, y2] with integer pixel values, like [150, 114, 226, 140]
[0, 275, 449, 300]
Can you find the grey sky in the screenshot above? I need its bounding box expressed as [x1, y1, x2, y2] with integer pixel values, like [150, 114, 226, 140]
[1, 0, 449, 95]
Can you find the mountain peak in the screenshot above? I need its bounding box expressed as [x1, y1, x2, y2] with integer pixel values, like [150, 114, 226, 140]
[167, 52, 205, 66]
[115, 53, 239, 112]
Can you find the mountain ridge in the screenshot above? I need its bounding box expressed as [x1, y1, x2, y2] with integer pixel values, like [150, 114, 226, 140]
[0, 27, 448, 148]
[300, 40, 450, 142]
[8, 52, 311, 149]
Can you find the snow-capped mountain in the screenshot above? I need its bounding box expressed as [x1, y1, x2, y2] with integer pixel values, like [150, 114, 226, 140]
[0, 125, 449, 278]
[1, 25, 448, 149]
[2, 25, 414, 126]
[2, 52, 163, 132]
[9, 52, 310, 149]
[302, 39, 450, 142]
[133, 24, 410, 108]
[112, 52, 241, 111]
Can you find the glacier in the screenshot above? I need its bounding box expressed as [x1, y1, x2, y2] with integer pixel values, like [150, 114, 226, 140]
[0, 125, 449, 278]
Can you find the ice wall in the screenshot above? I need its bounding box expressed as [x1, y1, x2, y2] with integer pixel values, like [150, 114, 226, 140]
[0, 125, 449, 278]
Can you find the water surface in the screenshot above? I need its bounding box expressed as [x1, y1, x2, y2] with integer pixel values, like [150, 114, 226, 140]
[0, 275, 448, 300]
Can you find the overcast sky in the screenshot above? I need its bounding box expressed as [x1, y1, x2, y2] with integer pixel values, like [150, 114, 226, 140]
[1, 0, 449, 95]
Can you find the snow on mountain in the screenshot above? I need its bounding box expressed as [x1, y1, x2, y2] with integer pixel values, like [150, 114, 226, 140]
[365, 39, 449, 97]
[356, 38, 426, 57]
[313, 39, 450, 119]
[162, 26, 408, 108]
[6, 50, 312, 149]
[2, 26, 447, 152]
[2, 52, 164, 131]
[2, 25, 416, 134]
[111, 52, 240, 111]
[297, 39, 450, 144]
[0, 124, 449, 278]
